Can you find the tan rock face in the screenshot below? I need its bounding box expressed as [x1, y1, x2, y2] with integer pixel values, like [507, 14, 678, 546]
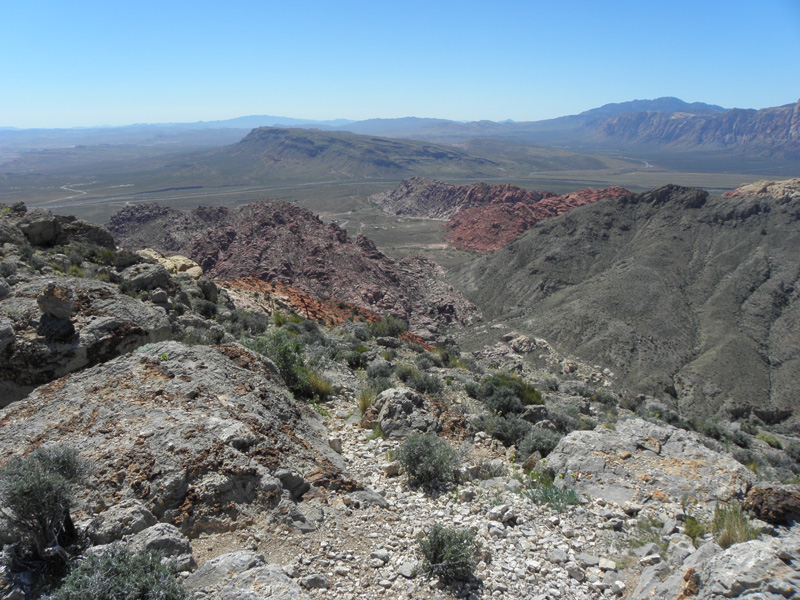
[722, 178, 800, 201]
[138, 248, 203, 279]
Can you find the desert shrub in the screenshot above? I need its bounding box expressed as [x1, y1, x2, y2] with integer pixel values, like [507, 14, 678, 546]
[395, 363, 418, 383]
[358, 387, 377, 416]
[696, 419, 725, 441]
[0, 446, 90, 561]
[307, 371, 333, 401]
[246, 330, 311, 397]
[409, 372, 443, 396]
[741, 421, 759, 435]
[473, 373, 543, 416]
[548, 408, 582, 433]
[350, 324, 371, 341]
[415, 354, 436, 371]
[396, 433, 458, 487]
[369, 377, 394, 395]
[344, 350, 369, 370]
[684, 515, 707, 546]
[472, 414, 531, 447]
[19, 244, 34, 261]
[475, 459, 507, 479]
[370, 315, 407, 338]
[756, 432, 782, 449]
[518, 427, 563, 459]
[30, 255, 46, 271]
[727, 429, 751, 448]
[66, 265, 83, 277]
[381, 349, 397, 361]
[712, 502, 760, 549]
[51, 545, 186, 600]
[0, 261, 17, 278]
[366, 362, 393, 379]
[418, 524, 480, 583]
[192, 299, 217, 319]
[226, 309, 270, 337]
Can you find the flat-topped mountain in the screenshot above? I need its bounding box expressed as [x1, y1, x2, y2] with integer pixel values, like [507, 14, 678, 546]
[108, 199, 478, 337]
[453, 183, 800, 428]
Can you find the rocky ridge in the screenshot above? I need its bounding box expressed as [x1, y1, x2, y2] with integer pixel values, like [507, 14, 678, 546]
[371, 177, 630, 253]
[108, 200, 478, 339]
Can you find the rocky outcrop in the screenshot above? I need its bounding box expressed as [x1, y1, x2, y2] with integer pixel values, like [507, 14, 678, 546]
[0, 277, 172, 405]
[108, 200, 479, 336]
[0, 341, 352, 537]
[546, 418, 756, 506]
[723, 178, 800, 202]
[0, 203, 115, 248]
[446, 186, 631, 252]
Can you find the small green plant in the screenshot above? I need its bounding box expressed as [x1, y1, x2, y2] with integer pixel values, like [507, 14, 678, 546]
[418, 523, 481, 583]
[519, 468, 580, 511]
[307, 370, 333, 401]
[396, 433, 458, 488]
[0, 445, 91, 563]
[51, 544, 186, 600]
[367, 423, 387, 440]
[712, 502, 760, 549]
[684, 515, 707, 546]
[756, 432, 782, 449]
[66, 265, 84, 278]
[158, 352, 169, 361]
[358, 387, 377, 416]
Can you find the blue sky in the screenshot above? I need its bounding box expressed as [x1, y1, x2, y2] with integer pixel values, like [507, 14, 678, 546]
[2, 0, 799, 128]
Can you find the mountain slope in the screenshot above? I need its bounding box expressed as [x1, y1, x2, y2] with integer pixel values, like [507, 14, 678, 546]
[108, 200, 478, 337]
[453, 182, 800, 427]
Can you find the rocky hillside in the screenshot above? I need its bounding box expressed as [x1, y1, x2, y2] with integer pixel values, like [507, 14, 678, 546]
[107, 200, 478, 339]
[1, 199, 799, 600]
[446, 186, 631, 253]
[371, 177, 630, 253]
[453, 183, 800, 429]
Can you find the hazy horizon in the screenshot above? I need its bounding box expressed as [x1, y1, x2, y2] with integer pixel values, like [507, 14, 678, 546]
[2, 0, 799, 129]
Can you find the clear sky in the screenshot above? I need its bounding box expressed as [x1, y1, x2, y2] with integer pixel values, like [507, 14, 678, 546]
[2, 0, 799, 128]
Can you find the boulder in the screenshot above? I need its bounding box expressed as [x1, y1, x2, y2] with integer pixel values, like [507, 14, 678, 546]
[0, 277, 172, 405]
[184, 551, 308, 600]
[545, 418, 756, 506]
[130, 523, 196, 572]
[87, 500, 157, 545]
[121, 263, 172, 292]
[18, 208, 61, 246]
[371, 387, 439, 439]
[744, 484, 800, 525]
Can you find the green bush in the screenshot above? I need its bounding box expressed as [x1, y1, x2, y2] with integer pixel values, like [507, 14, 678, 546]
[395, 363, 417, 382]
[473, 414, 531, 447]
[245, 330, 314, 398]
[366, 362, 393, 379]
[518, 427, 563, 459]
[419, 524, 480, 582]
[51, 545, 186, 600]
[370, 316, 407, 338]
[0, 446, 90, 560]
[712, 502, 760, 549]
[344, 350, 369, 370]
[396, 433, 458, 487]
[409, 372, 443, 396]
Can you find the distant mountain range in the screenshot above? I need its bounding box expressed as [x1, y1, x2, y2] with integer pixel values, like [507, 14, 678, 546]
[3, 97, 798, 164]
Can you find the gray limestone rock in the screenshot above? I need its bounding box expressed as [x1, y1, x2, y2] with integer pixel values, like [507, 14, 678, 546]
[130, 523, 196, 572]
[121, 263, 172, 292]
[185, 551, 308, 600]
[18, 208, 61, 246]
[87, 500, 157, 544]
[545, 418, 756, 505]
[372, 387, 438, 439]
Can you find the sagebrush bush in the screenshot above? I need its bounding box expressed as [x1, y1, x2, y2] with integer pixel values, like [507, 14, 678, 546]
[409, 372, 443, 396]
[419, 524, 480, 582]
[712, 502, 760, 549]
[395, 363, 417, 383]
[366, 362, 393, 379]
[370, 315, 407, 338]
[396, 434, 458, 487]
[518, 427, 563, 459]
[344, 350, 369, 370]
[473, 414, 531, 446]
[51, 545, 186, 600]
[0, 446, 90, 560]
